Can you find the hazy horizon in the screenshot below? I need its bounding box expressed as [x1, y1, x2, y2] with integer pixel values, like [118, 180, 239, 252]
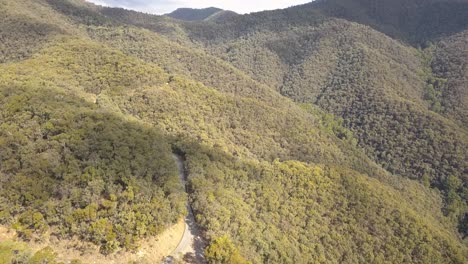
[85, 0, 312, 14]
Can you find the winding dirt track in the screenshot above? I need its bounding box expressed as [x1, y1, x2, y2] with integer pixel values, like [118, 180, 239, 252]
[163, 155, 206, 264]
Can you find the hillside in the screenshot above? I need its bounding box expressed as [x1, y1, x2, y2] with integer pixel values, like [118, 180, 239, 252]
[161, 0, 468, 238]
[313, 0, 468, 45]
[170, 0, 468, 45]
[431, 29, 468, 125]
[195, 19, 468, 187]
[0, 0, 467, 263]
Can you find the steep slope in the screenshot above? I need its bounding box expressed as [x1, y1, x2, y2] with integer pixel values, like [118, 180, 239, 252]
[171, 0, 468, 45]
[0, 0, 466, 263]
[153, 0, 468, 236]
[187, 150, 466, 263]
[0, 0, 85, 63]
[430, 30, 468, 126]
[312, 0, 468, 45]
[0, 38, 186, 254]
[1, 36, 466, 262]
[0, 35, 374, 178]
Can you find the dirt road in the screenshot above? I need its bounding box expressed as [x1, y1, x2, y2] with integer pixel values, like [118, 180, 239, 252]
[163, 155, 206, 264]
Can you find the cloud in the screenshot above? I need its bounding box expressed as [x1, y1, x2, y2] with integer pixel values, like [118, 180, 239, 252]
[86, 0, 312, 14]
[87, 0, 179, 14]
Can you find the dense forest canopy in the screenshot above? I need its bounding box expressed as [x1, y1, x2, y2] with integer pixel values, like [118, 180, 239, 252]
[0, 0, 466, 263]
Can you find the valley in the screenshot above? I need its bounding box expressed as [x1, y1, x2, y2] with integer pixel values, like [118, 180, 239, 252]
[0, 0, 466, 263]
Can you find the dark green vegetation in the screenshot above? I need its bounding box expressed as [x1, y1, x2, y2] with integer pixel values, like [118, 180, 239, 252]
[0, 240, 66, 264]
[188, 150, 465, 263]
[431, 30, 468, 125]
[0, 72, 185, 254]
[313, 0, 468, 45]
[158, 0, 468, 239]
[0, 0, 467, 263]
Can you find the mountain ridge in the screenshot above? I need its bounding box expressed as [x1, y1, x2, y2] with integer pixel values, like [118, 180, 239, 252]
[81, 0, 468, 241]
[0, 0, 466, 263]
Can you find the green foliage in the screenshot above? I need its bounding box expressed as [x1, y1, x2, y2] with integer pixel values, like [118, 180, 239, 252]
[312, 0, 468, 45]
[12, 211, 47, 240]
[0, 0, 466, 262]
[205, 235, 248, 264]
[0, 241, 62, 264]
[175, 8, 468, 235]
[417, 46, 448, 113]
[0, 37, 167, 96]
[0, 0, 82, 63]
[45, 0, 113, 27]
[431, 30, 468, 125]
[300, 104, 357, 146]
[185, 149, 466, 263]
[0, 240, 31, 264]
[29, 247, 58, 264]
[0, 84, 185, 252]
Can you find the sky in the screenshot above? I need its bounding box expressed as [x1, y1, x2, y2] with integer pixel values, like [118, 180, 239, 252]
[86, 0, 312, 15]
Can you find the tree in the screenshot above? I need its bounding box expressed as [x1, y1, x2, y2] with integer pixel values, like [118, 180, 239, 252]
[205, 235, 249, 264]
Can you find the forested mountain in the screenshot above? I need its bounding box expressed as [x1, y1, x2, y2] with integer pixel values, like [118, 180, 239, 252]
[0, 0, 466, 263]
[313, 0, 468, 45]
[163, 0, 468, 239]
[168, 0, 468, 45]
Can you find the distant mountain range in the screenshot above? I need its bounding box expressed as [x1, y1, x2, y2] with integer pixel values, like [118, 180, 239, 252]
[166, 7, 238, 21]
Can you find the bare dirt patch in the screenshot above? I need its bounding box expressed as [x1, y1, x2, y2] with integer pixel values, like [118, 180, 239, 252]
[1, 219, 185, 264]
[0, 226, 16, 241]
